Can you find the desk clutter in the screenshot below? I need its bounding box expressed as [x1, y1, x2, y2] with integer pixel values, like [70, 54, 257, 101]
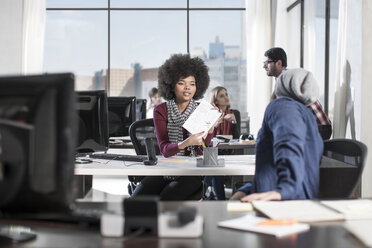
[218, 214, 310, 238]
[101, 197, 203, 238]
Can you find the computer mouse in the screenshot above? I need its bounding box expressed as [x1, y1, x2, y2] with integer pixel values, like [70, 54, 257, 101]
[0, 225, 37, 243]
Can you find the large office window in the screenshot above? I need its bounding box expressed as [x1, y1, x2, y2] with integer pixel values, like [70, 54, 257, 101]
[44, 0, 337, 122]
[43, 0, 246, 108]
[43, 10, 108, 91]
[189, 11, 246, 111]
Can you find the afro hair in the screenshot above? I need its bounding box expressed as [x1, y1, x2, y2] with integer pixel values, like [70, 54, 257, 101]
[157, 54, 210, 101]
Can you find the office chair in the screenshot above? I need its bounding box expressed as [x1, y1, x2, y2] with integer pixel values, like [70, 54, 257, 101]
[128, 119, 205, 200]
[135, 99, 147, 121]
[319, 139, 367, 199]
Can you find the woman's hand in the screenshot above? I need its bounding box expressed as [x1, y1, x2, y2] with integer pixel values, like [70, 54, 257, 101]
[178, 131, 204, 150]
[240, 191, 282, 202]
[224, 113, 236, 124]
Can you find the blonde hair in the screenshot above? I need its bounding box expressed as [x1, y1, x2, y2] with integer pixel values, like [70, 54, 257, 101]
[209, 86, 230, 109]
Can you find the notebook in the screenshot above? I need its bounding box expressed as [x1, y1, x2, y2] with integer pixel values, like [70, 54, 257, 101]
[218, 214, 310, 238]
[252, 199, 372, 223]
[252, 200, 344, 222]
[345, 220, 372, 247]
[320, 199, 372, 220]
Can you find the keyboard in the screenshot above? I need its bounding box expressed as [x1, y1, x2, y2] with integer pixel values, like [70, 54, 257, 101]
[88, 153, 147, 162]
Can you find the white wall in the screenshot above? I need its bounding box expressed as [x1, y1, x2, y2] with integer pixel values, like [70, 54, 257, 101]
[361, 0, 372, 197]
[0, 0, 23, 75]
[0, 0, 45, 75]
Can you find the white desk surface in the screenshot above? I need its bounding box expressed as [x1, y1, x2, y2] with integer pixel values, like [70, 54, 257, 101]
[75, 155, 255, 176]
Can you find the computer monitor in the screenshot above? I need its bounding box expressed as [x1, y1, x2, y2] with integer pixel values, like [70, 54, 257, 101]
[136, 99, 147, 121]
[108, 96, 136, 137]
[76, 90, 109, 152]
[0, 73, 76, 213]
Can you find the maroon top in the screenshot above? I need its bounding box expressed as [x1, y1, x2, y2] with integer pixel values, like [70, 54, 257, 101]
[153, 102, 213, 157]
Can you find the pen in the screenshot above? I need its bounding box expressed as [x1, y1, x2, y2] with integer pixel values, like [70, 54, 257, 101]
[258, 218, 297, 226]
[201, 138, 207, 148]
[160, 158, 186, 161]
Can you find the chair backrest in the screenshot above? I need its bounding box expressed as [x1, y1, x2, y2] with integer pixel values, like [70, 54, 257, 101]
[135, 99, 147, 121]
[319, 139, 368, 199]
[129, 118, 160, 155]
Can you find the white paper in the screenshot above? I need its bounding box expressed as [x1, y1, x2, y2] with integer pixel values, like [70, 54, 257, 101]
[321, 199, 372, 220]
[218, 214, 310, 237]
[183, 100, 221, 134]
[345, 220, 372, 247]
[252, 200, 345, 222]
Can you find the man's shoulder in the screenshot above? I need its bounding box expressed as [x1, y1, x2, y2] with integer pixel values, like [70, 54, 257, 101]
[267, 97, 307, 115]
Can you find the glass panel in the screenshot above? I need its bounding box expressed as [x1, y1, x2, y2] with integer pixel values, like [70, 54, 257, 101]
[314, 0, 326, 107]
[110, 11, 187, 98]
[47, 0, 107, 8]
[328, 0, 340, 123]
[189, 0, 245, 8]
[111, 0, 185, 8]
[189, 11, 246, 115]
[314, 0, 339, 122]
[43, 11, 108, 91]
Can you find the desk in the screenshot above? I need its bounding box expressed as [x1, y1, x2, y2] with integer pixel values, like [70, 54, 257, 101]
[218, 141, 255, 155]
[75, 155, 256, 176]
[0, 201, 365, 248]
[75, 155, 346, 197]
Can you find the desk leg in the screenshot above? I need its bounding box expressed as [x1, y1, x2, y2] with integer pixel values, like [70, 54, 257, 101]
[75, 175, 92, 198]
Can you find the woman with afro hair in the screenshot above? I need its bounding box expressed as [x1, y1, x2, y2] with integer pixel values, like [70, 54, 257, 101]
[131, 54, 216, 200]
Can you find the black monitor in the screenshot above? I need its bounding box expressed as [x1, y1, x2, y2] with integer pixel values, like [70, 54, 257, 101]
[76, 90, 109, 152]
[136, 99, 147, 121]
[0, 73, 76, 214]
[108, 96, 136, 137]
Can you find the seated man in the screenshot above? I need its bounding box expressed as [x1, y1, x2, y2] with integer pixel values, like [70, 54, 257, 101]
[231, 68, 324, 202]
[263, 47, 332, 140]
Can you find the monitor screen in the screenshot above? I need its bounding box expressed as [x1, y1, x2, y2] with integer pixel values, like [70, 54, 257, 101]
[76, 90, 109, 152]
[108, 96, 136, 137]
[0, 73, 76, 213]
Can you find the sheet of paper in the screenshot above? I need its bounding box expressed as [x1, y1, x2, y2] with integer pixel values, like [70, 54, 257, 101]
[321, 199, 372, 220]
[252, 200, 344, 222]
[345, 220, 372, 247]
[183, 100, 221, 134]
[218, 214, 310, 238]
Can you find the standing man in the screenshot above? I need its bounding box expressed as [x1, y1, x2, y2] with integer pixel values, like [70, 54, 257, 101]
[263, 47, 332, 140]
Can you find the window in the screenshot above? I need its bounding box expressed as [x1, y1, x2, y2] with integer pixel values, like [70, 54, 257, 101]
[44, 0, 246, 110]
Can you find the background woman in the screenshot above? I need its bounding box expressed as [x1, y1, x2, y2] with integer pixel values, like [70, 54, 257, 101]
[131, 54, 214, 200]
[204, 86, 241, 200]
[210, 86, 241, 140]
[146, 87, 162, 119]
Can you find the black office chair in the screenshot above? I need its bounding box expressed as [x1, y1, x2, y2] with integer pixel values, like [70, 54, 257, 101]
[128, 119, 205, 200]
[135, 99, 147, 121]
[319, 139, 367, 199]
[127, 119, 158, 194]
